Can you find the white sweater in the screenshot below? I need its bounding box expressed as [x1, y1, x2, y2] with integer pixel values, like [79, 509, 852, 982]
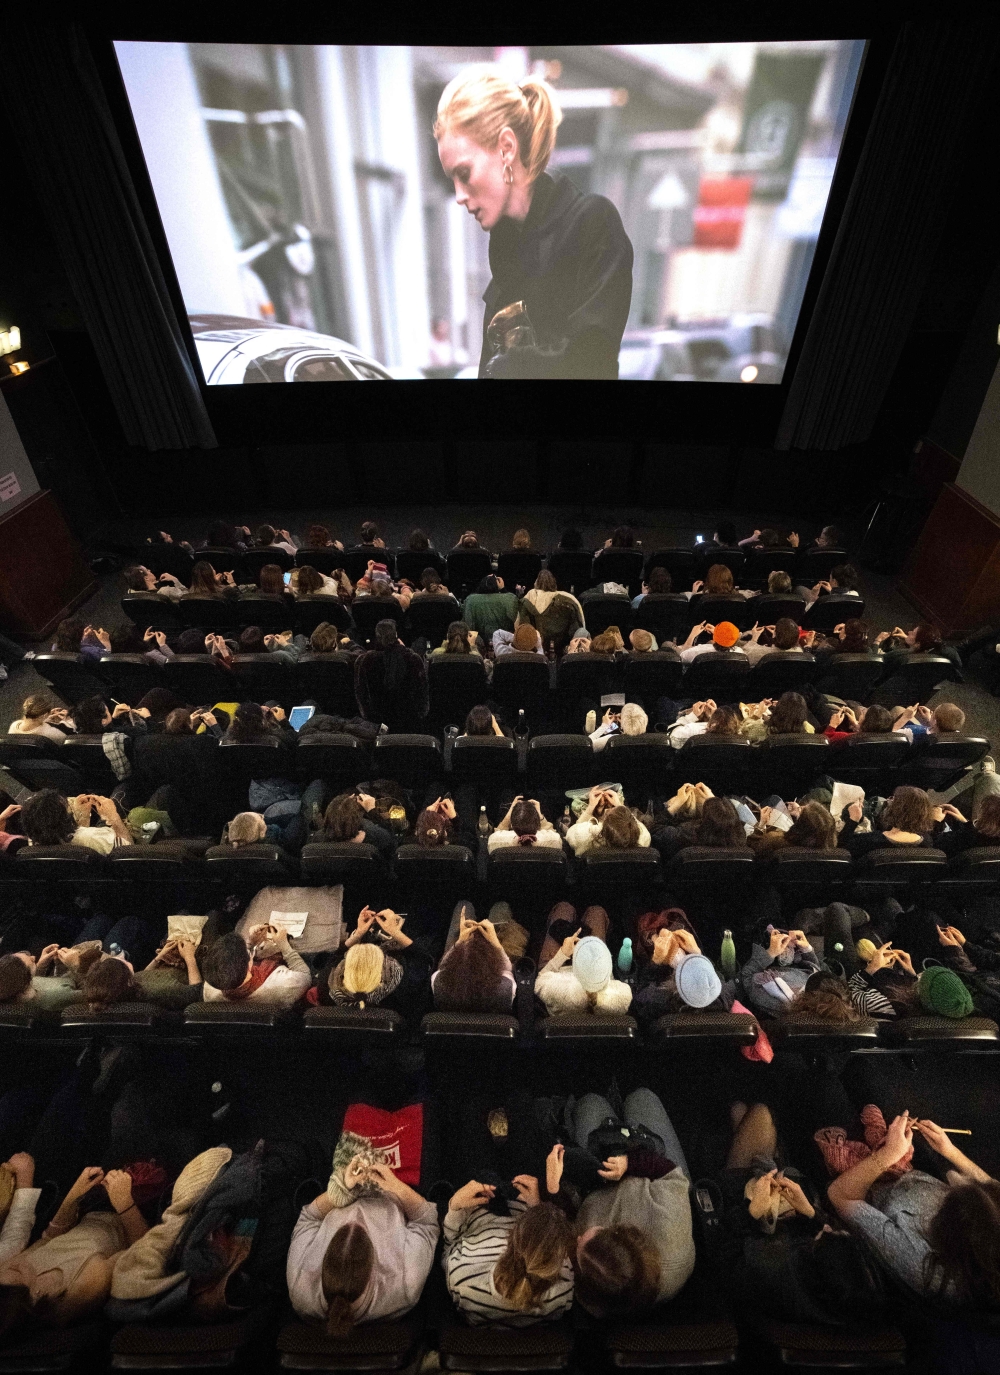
[443, 1201, 574, 1325]
[0, 1188, 41, 1264]
[534, 949, 633, 1016]
[487, 828, 563, 853]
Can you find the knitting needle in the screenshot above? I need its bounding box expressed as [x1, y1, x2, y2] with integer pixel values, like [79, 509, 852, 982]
[939, 1129, 972, 1135]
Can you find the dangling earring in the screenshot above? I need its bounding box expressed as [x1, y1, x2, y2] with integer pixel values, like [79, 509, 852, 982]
[503, 160, 514, 186]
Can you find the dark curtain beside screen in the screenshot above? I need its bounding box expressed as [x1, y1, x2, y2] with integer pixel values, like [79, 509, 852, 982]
[777, 18, 1000, 452]
[0, 24, 217, 451]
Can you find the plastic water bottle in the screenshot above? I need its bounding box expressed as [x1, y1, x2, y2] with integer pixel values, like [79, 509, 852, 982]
[515, 709, 528, 738]
[559, 804, 572, 837]
[477, 805, 491, 838]
[720, 929, 737, 979]
[617, 937, 633, 976]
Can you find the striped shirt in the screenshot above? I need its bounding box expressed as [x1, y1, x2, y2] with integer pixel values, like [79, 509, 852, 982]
[443, 1202, 574, 1326]
[848, 972, 896, 1018]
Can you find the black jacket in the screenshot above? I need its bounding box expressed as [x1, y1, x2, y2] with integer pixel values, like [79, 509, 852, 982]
[481, 173, 633, 379]
[354, 646, 428, 731]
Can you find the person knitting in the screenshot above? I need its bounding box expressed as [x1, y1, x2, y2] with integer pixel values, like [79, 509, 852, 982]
[534, 932, 632, 1017]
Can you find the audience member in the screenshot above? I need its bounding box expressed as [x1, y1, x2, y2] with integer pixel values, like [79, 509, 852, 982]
[565, 787, 650, 856]
[201, 928, 310, 1006]
[517, 572, 584, 654]
[488, 798, 563, 851]
[463, 575, 519, 640]
[355, 622, 428, 731]
[493, 624, 544, 658]
[8, 694, 71, 743]
[432, 907, 516, 1013]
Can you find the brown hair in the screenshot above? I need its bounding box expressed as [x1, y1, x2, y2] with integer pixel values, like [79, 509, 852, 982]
[785, 802, 836, 850]
[933, 703, 965, 733]
[310, 622, 341, 654]
[53, 617, 85, 652]
[696, 797, 747, 848]
[323, 795, 367, 843]
[443, 621, 472, 655]
[296, 566, 324, 596]
[258, 564, 285, 595]
[880, 786, 933, 835]
[510, 801, 541, 840]
[772, 618, 801, 650]
[321, 1223, 375, 1336]
[706, 706, 742, 736]
[704, 564, 734, 595]
[434, 930, 511, 1013]
[493, 1203, 573, 1311]
[837, 619, 870, 653]
[408, 529, 430, 551]
[512, 529, 531, 549]
[534, 570, 557, 592]
[21, 693, 58, 723]
[589, 631, 620, 655]
[911, 623, 943, 654]
[768, 570, 793, 593]
[859, 705, 894, 734]
[435, 71, 561, 184]
[575, 1224, 661, 1316]
[598, 808, 640, 850]
[189, 562, 221, 596]
[512, 624, 540, 652]
[306, 524, 332, 547]
[768, 692, 809, 735]
[0, 954, 32, 1003]
[924, 1180, 1000, 1308]
[790, 972, 860, 1024]
[974, 794, 1000, 838]
[164, 708, 194, 734]
[415, 808, 451, 847]
[645, 567, 671, 594]
[464, 705, 494, 736]
[83, 957, 139, 1009]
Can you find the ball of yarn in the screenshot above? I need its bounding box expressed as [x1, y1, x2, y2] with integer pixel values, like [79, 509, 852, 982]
[856, 938, 878, 964]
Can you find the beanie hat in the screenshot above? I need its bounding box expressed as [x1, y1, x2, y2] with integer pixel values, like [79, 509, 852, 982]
[856, 938, 878, 964]
[918, 965, 973, 1019]
[513, 624, 540, 652]
[573, 937, 612, 993]
[713, 621, 740, 648]
[675, 953, 722, 1009]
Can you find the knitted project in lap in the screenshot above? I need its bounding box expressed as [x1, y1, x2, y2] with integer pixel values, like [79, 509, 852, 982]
[326, 1129, 387, 1206]
[814, 1105, 914, 1178]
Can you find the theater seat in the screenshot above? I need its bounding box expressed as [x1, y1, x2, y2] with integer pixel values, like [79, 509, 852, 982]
[60, 1003, 180, 1038]
[296, 653, 358, 716]
[525, 735, 596, 791]
[853, 848, 947, 889]
[878, 1015, 998, 1049]
[580, 594, 633, 638]
[651, 1011, 758, 1046]
[296, 734, 370, 789]
[757, 734, 830, 797]
[0, 1319, 106, 1373]
[300, 842, 385, 887]
[601, 734, 673, 801]
[303, 1006, 403, 1039]
[0, 735, 86, 793]
[813, 653, 885, 703]
[756, 1319, 905, 1368]
[373, 734, 443, 788]
[439, 1315, 574, 1371]
[205, 844, 295, 886]
[487, 848, 569, 902]
[769, 1014, 880, 1052]
[623, 650, 684, 706]
[428, 657, 489, 731]
[940, 846, 1000, 892]
[673, 737, 751, 793]
[14, 846, 106, 884]
[421, 1011, 519, 1039]
[395, 845, 476, 897]
[0, 1002, 59, 1041]
[605, 1315, 739, 1369]
[536, 1013, 638, 1040]
[183, 1002, 301, 1033]
[111, 1310, 269, 1369]
[579, 849, 661, 901]
[448, 735, 519, 790]
[278, 1312, 423, 1371]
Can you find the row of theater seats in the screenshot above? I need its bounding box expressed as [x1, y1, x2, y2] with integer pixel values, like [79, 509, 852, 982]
[120, 589, 866, 646]
[141, 538, 851, 597]
[3, 980, 996, 1055]
[2, 840, 999, 910]
[1, 728, 988, 818]
[31, 646, 963, 733]
[0, 1231, 921, 1375]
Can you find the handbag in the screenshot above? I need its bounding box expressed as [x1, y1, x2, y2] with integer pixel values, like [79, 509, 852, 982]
[732, 998, 774, 1063]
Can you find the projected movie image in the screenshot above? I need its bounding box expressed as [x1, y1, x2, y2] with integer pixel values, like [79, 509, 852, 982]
[115, 40, 864, 383]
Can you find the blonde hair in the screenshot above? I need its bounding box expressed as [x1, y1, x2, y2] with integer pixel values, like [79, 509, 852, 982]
[342, 944, 384, 998]
[493, 1203, 573, 1310]
[225, 812, 267, 848]
[434, 71, 562, 183]
[620, 703, 648, 736]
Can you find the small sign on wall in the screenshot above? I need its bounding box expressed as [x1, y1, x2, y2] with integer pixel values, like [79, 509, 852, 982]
[0, 471, 22, 503]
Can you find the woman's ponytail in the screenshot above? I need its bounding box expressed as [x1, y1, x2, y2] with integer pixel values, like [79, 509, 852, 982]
[518, 78, 562, 182]
[493, 1203, 573, 1310]
[324, 1294, 355, 1338]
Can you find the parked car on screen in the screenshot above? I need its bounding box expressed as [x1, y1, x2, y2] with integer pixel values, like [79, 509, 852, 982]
[618, 330, 698, 381]
[189, 314, 393, 384]
[676, 315, 788, 382]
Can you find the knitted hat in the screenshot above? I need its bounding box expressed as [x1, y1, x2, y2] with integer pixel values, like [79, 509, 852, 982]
[675, 953, 722, 1009]
[713, 621, 740, 648]
[856, 938, 878, 964]
[573, 937, 612, 993]
[918, 966, 973, 1019]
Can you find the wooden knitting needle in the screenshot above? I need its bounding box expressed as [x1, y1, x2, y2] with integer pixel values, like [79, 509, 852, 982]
[939, 1129, 972, 1135]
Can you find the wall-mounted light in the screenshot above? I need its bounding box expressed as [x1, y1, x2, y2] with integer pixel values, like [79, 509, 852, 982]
[8, 360, 29, 375]
[0, 326, 21, 356]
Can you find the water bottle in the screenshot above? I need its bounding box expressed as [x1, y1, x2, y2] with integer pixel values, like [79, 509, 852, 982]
[515, 708, 528, 738]
[477, 805, 491, 838]
[141, 821, 159, 845]
[584, 709, 597, 734]
[445, 725, 459, 741]
[720, 929, 737, 979]
[617, 937, 633, 976]
[559, 803, 572, 837]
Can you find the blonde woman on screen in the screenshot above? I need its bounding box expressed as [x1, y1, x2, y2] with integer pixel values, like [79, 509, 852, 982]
[434, 70, 633, 380]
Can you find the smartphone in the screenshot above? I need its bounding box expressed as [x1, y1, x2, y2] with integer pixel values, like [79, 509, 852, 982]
[288, 704, 316, 732]
[283, 572, 292, 586]
[695, 535, 704, 543]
